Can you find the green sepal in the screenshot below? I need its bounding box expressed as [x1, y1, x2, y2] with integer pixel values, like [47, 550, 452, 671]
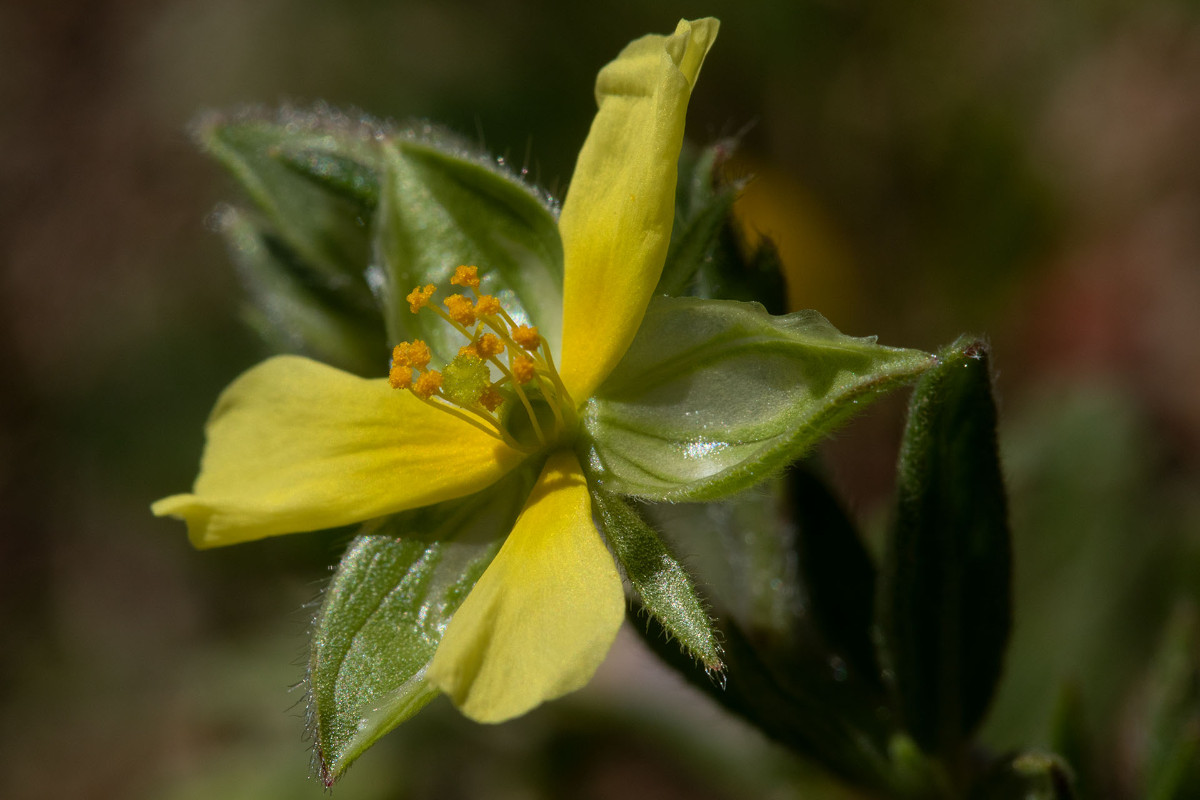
[307, 469, 532, 784]
[194, 107, 382, 296]
[583, 296, 935, 501]
[590, 488, 722, 671]
[788, 464, 880, 686]
[1141, 602, 1200, 800]
[659, 141, 787, 312]
[877, 337, 1013, 756]
[968, 752, 1076, 800]
[374, 133, 563, 363]
[215, 206, 386, 376]
[658, 142, 739, 296]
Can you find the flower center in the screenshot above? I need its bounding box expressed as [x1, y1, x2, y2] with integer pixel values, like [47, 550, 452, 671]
[389, 265, 576, 453]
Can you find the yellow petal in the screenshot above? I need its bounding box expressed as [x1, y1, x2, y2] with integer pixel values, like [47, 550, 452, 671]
[426, 450, 624, 723]
[152, 355, 522, 548]
[558, 18, 719, 402]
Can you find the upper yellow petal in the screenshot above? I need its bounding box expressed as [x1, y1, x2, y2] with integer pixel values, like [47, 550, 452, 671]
[557, 18, 719, 402]
[425, 450, 624, 723]
[151, 355, 522, 548]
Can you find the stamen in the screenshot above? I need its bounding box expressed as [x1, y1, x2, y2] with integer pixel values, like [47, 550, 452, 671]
[475, 333, 504, 358]
[474, 295, 502, 317]
[391, 264, 574, 452]
[450, 265, 480, 289]
[512, 355, 536, 385]
[407, 285, 436, 313]
[479, 387, 504, 412]
[512, 325, 540, 351]
[392, 340, 432, 369]
[443, 294, 477, 327]
[413, 370, 443, 399]
[388, 364, 414, 390]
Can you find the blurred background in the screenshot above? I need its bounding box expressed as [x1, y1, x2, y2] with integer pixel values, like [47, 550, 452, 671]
[2, 1, 1198, 797]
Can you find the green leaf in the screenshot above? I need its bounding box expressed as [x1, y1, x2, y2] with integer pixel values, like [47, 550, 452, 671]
[216, 206, 386, 376]
[195, 107, 382, 297]
[1142, 602, 1200, 800]
[877, 337, 1013, 756]
[308, 470, 532, 784]
[968, 752, 1076, 800]
[583, 296, 934, 501]
[788, 464, 880, 685]
[590, 488, 722, 671]
[375, 134, 563, 363]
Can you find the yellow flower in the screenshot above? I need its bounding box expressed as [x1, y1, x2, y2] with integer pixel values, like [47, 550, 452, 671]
[153, 18, 719, 723]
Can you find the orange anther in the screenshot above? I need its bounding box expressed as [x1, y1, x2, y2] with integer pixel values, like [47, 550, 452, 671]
[388, 364, 413, 390]
[476, 333, 504, 358]
[474, 295, 502, 316]
[406, 284, 436, 313]
[450, 265, 480, 289]
[392, 340, 432, 369]
[443, 294, 476, 327]
[512, 355, 536, 385]
[512, 325, 541, 351]
[413, 370, 443, 399]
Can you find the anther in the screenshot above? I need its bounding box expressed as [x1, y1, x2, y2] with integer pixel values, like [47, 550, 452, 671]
[407, 285, 436, 313]
[392, 340, 432, 369]
[443, 294, 477, 327]
[475, 333, 504, 358]
[388, 364, 414, 390]
[512, 325, 541, 351]
[479, 387, 504, 412]
[450, 265, 480, 289]
[413, 370, 443, 399]
[512, 355, 536, 385]
[474, 295, 502, 317]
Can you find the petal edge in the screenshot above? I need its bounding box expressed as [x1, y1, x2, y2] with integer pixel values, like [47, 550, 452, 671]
[153, 355, 522, 548]
[426, 450, 624, 723]
[558, 18, 719, 402]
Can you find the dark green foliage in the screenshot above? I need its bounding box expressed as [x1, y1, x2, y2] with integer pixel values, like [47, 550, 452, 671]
[789, 464, 881, 687]
[878, 337, 1013, 757]
[660, 141, 787, 313]
[633, 607, 896, 794]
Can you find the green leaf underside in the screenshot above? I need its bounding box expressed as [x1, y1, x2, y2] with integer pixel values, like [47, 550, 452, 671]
[879, 337, 1013, 756]
[217, 207, 386, 376]
[308, 469, 533, 782]
[590, 488, 722, 670]
[376, 137, 563, 365]
[196, 110, 382, 297]
[584, 296, 935, 501]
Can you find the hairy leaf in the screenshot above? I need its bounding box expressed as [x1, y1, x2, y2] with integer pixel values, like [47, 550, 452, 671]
[583, 296, 934, 501]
